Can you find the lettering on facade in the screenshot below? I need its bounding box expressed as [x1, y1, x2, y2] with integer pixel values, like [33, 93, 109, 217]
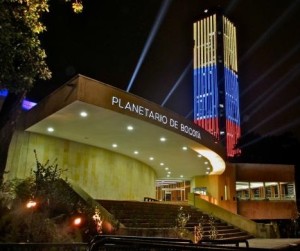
[111, 96, 201, 140]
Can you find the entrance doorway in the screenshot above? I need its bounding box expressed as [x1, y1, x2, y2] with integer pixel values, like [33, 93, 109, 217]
[156, 180, 190, 202]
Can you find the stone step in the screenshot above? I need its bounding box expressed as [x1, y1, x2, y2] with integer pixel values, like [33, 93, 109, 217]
[97, 200, 253, 241]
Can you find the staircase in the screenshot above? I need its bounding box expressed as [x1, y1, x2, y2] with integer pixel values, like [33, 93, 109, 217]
[97, 200, 253, 241]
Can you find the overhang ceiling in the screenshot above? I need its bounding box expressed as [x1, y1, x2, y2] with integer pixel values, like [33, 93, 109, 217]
[24, 75, 226, 182]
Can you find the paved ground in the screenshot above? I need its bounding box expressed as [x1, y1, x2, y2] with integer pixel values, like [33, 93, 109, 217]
[239, 238, 300, 249]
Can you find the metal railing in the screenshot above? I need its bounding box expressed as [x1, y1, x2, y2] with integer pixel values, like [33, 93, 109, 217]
[87, 235, 277, 251]
[0, 242, 88, 251]
[0, 235, 297, 251]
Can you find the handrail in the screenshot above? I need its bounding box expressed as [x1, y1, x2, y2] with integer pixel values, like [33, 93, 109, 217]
[144, 196, 159, 201]
[0, 235, 290, 251]
[188, 193, 258, 237]
[199, 238, 249, 248]
[87, 235, 275, 251]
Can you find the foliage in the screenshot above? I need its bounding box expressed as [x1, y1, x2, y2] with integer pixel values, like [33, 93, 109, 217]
[175, 206, 190, 228]
[0, 0, 51, 93]
[66, 0, 83, 13]
[0, 151, 95, 242]
[92, 207, 103, 234]
[174, 206, 190, 238]
[193, 223, 203, 243]
[0, 179, 19, 208]
[207, 214, 221, 240]
[0, 0, 83, 93]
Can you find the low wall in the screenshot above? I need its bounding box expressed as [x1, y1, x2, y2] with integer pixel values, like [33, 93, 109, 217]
[188, 193, 260, 237]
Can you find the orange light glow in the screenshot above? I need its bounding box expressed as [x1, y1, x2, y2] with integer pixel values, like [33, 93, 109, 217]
[73, 217, 82, 226]
[26, 200, 37, 208]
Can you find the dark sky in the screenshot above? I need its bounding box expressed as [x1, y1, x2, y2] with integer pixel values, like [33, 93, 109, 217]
[28, 0, 300, 141]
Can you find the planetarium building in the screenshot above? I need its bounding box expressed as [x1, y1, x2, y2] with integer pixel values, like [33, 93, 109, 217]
[4, 75, 226, 202]
[3, 11, 298, 236]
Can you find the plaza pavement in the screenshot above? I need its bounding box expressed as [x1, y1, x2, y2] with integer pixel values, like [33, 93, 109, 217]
[239, 238, 300, 249]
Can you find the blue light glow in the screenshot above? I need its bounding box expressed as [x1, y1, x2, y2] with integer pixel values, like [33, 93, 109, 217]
[193, 65, 218, 120]
[224, 67, 240, 125]
[0, 89, 37, 110]
[22, 99, 37, 110]
[0, 89, 8, 97]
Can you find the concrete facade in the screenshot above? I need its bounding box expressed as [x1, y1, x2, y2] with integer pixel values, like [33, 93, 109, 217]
[5, 130, 157, 201]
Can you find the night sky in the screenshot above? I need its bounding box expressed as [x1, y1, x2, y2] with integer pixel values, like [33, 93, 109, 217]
[28, 0, 300, 142]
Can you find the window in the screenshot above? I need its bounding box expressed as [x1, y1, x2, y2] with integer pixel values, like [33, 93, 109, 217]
[236, 182, 249, 200]
[250, 182, 264, 199]
[236, 181, 296, 201]
[265, 182, 279, 200]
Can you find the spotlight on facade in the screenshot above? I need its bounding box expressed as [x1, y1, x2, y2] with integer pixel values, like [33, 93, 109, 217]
[80, 111, 88, 117]
[47, 127, 54, 133]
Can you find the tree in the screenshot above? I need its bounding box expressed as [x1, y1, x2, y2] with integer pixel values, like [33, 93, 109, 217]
[0, 0, 51, 181]
[0, 0, 83, 181]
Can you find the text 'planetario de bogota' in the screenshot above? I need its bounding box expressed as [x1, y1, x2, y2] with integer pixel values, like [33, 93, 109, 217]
[111, 96, 201, 140]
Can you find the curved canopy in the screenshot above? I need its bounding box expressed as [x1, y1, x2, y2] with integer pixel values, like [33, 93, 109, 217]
[24, 75, 226, 180]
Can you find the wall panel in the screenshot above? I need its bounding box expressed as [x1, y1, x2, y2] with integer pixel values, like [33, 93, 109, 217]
[5, 130, 156, 201]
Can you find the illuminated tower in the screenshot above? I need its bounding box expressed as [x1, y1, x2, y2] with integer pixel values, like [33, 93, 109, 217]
[193, 13, 241, 157]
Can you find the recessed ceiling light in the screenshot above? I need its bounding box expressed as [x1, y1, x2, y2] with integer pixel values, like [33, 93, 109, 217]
[197, 154, 202, 158]
[127, 125, 134, 131]
[206, 171, 210, 174]
[80, 111, 88, 117]
[207, 167, 210, 170]
[167, 174, 170, 178]
[112, 143, 118, 148]
[160, 162, 164, 166]
[160, 137, 166, 142]
[47, 127, 54, 132]
[180, 175, 184, 178]
[149, 157, 154, 161]
[167, 171, 171, 174]
[134, 151, 139, 155]
[204, 161, 208, 165]
[182, 146, 188, 151]
[165, 167, 169, 170]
